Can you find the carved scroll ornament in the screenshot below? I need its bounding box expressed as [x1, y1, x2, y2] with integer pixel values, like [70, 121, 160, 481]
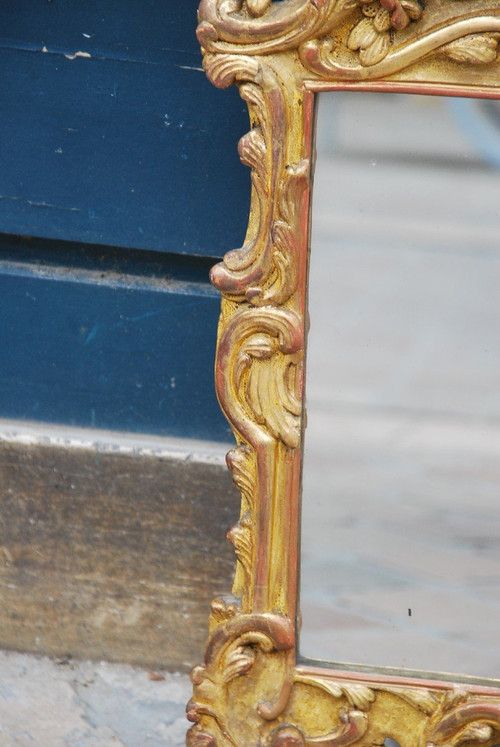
[189, 1, 500, 744]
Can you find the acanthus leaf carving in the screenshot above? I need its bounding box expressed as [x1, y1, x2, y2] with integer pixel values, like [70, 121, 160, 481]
[216, 306, 303, 449]
[243, 331, 302, 447]
[441, 34, 499, 65]
[249, 159, 309, 307]
[225, 445, 257, 607]
[204, 53, 301, 304]
[226, 445, 255, 517]
[227, 516, 253, 587]
[222, 637, 259, 683]
[197, 0, 351, 56]
[202, 51, 260, 89]
[266, 709, 369, 747]
[190, 615, 500, 746]
[213, 304, 304, 615]
[209, 599, 239, 631]
[295, 673, 376, 712]
[187, 614, 295, 746]
[205, 61, 311, 306]
[382, 685, 440, 716]
[212, 155, 310, 307]
[426, 700, 500, 747]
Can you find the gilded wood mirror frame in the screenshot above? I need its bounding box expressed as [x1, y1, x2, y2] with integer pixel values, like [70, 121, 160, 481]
[188, 2, 500, 744]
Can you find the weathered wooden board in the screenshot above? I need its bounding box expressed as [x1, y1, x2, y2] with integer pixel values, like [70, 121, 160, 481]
[0, 440, 238, 670]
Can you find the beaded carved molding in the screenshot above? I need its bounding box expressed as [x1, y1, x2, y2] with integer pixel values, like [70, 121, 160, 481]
[187, 2, 500, 745]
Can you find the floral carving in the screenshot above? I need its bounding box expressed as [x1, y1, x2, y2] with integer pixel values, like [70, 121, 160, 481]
[379, 0, 422, 30]
[301, 14, 500, 81]
[348, 0, 424, 66]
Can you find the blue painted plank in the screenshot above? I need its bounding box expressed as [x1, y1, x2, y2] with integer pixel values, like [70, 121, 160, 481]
[0, 0, 250, 257]
[0, 3, 248, 440]
[0, 246, 232, 441]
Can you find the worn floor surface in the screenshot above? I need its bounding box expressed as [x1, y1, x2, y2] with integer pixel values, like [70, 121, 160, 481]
[0, 650, 190, 746]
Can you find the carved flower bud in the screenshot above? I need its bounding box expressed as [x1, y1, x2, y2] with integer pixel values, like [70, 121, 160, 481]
[189, 666, 205, 686]
[374, 8, 391, 31]
[270, 726, 306, 747]
[391, 3, 411, 29]
[400, 0, 424, 20]
[186, 728, 215, 747]
[380, 0, 397, 9]
[246, 0, 271, 16]
[186, 698, 201, 722]
[361, 2, 379, 18]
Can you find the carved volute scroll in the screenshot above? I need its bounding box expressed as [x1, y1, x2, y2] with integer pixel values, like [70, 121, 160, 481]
[188, 1, 500, 745]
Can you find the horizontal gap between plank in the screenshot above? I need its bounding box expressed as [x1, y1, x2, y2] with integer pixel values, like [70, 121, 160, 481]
[0, 233, 221, 294]
[0, 418, 231, 466]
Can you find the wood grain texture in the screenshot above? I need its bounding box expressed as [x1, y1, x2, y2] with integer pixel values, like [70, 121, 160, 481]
[0, 440, 238, 671]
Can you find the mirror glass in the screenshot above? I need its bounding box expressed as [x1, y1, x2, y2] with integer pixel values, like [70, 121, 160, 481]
[300, 92, 500, 681]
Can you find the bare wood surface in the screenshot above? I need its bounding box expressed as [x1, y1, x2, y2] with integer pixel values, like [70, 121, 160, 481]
[0, 439, 237, 671]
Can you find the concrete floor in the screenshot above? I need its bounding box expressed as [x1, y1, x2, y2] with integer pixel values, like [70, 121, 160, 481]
[0, 650, 190, 746]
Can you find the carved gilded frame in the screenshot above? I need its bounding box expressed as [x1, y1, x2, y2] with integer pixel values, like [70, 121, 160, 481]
[188, 2, 500, 745]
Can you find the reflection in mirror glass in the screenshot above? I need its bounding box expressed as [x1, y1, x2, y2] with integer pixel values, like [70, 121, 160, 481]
[300, 92, 500, 680]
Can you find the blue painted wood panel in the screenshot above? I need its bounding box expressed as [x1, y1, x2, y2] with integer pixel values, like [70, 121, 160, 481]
[0, 0, 250, 257]
[0, 3, 249, 441]
[0, 236, 232, 440]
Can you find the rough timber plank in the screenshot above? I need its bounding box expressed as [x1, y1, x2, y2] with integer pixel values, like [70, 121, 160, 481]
[0, 439, 238, 671]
